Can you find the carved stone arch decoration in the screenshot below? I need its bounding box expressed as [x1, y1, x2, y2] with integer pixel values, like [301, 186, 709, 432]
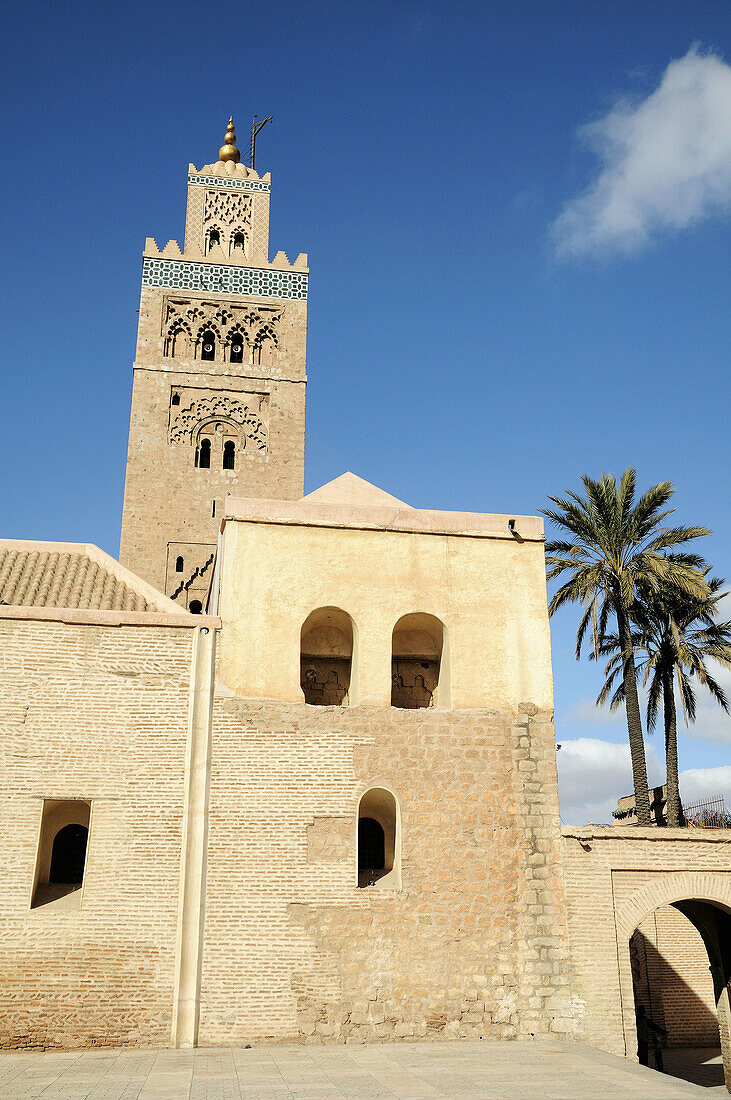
[194, 416, 240, 443]
[253, 322, 279, 347]
[229, 225, 248, 253]
[252, 322, 279, 366]
[196, 319, 222, 341]
[169, 394, 268, 452]
[165, 318, 192, 357]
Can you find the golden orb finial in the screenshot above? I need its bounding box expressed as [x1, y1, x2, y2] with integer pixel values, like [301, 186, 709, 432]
[218, 117, 240, 163]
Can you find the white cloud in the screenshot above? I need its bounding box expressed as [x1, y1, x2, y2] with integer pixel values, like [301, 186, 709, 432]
[551, 47, 731, 257]
[679, 765, 731, 807]
[682, 665, 731, 743]
[557, 738, 663, 825]
[557, 737, 731, 825]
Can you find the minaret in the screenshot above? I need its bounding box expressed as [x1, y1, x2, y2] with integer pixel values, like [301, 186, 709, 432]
[119, 119, 308, 607]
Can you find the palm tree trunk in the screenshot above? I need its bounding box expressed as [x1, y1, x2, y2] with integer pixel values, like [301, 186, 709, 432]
[616, 602, 651, 825]
[663, 669, 682, 827]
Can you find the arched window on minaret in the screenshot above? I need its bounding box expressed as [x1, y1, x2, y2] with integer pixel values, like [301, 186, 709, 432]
[200, 331, 216, 362]
[232, 232, 246, 254]
[254, 330, 276, 367]
[196, 438, 211, 469]
[175, 555, 184, 572]
[223, 440, 236, 470]
[229, 333, 244, 364]
[207, 228, 221, 253]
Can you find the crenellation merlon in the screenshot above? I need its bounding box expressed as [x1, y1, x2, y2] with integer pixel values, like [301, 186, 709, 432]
[143, 237, 308, 272]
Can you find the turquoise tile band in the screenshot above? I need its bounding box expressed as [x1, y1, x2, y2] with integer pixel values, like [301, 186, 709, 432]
[188, 173, 271, 193]
[142, 257, 308, 300]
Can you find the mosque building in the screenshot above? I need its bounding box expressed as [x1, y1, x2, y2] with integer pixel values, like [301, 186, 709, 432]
[1, 120, 729, 1089]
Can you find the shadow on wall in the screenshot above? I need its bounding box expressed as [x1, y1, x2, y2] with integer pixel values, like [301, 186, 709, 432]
[630, 902, 725, 1089]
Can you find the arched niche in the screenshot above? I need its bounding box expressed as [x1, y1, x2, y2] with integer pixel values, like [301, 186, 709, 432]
[628, 899, 731, 1089]
[391, 612, 450, 709]
[357, 787, 400, 890]
[32, 799, 91, 910]
[300, 606, 355, 706]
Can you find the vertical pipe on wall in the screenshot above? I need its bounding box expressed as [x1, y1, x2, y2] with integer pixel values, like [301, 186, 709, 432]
[171, 624, 216, 1047]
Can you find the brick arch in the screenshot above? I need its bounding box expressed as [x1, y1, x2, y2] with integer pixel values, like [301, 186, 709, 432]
[615, 870, 731, 1074]
[616, 871, 731, 940]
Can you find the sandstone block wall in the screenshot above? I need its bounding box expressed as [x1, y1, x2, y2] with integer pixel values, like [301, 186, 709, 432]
[196, 697, 575, 1046]
[120, 286, 307, 597]
[0, 618, 196, 1050]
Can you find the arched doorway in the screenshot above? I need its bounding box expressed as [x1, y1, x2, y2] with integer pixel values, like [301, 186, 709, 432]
[629, 899, 731, 1089]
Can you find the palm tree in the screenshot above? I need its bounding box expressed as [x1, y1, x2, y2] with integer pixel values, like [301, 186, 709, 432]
[544, 469, 709, 825]
[597, 577, 731, 827]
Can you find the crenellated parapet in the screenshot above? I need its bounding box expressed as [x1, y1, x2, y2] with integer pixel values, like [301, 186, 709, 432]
[143, 237, 308, 270]
[121, 118, 308, 597]
[142, 239, 308, 300]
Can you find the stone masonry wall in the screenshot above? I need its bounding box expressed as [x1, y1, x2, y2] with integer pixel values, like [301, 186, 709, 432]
[120, 282, 307, 595]
[0, 618, 194, 1050]
[197, 696, 576, 1046]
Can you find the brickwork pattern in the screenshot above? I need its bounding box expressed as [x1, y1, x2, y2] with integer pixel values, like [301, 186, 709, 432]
[561, 831, 731, 1060]
[0, 619, 194, 1050]
[632, 905, 719, 1047]
[196, 697, 575, 1047]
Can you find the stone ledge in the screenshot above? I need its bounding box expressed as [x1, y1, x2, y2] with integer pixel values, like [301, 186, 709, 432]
[562, 825, 731, 844]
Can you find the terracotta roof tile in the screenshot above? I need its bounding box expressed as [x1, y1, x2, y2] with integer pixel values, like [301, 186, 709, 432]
[0, 541, 184, 614]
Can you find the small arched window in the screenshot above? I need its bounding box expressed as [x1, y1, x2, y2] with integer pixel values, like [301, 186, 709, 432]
[229, 335, 244, 364]
[207, 229, 221, 252]
[175, 555, 184, 572]
[232, 232, 245, 252]
[254, 334, 275, 367]
[223, 440, 236, 470]
[189, 600, 202, 615]
[49, 824, 89, 885]
[357, 788, 400, 889]
[300, 606, 355, 706]
[196, 438, 211, 469]
[171, 393, 180, 406]
[31, 800, 91, 909]
[358, 819, 385, 871]
[200, 331, 216, 361]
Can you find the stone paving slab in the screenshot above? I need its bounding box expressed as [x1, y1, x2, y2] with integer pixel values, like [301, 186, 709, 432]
[0, 1040, 716, 1100]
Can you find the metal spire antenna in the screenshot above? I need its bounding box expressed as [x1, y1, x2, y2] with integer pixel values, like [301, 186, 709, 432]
[250, 115, 273, 171]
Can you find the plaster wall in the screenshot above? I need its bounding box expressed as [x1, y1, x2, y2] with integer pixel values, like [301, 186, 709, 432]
[215, 514, 553, 712]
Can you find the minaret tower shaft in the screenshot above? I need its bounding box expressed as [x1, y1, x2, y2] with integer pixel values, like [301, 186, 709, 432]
[119, 120, 308, 606]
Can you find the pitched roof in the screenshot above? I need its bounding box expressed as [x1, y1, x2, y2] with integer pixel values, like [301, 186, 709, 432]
[302, 472, 411, 509]
[0, 540, 183, 614]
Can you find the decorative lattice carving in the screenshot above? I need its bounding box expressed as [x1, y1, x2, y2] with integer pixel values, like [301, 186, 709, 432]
[162, 297, 282, 362]
[204, 189, 252, 228]
[169, 395, 267, 451]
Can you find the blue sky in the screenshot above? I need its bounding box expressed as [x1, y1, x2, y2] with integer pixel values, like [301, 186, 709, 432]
[2, 0, 730, 821]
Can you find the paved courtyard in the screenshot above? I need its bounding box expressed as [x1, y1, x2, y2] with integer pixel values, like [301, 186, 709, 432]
[0, 1040, 720, 1100]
